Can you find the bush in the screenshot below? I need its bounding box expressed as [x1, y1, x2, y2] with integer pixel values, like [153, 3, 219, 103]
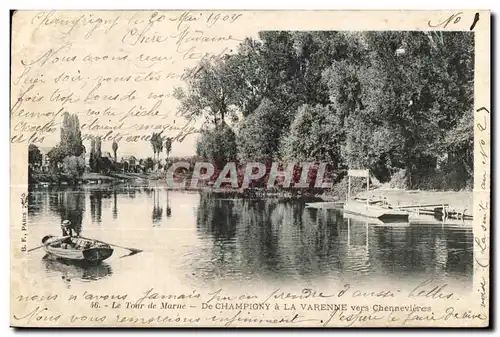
[281, 104, 343, 167]
[237, 99, 288, 162]
[62, 156, 85, 183]
[389, 169, 409, 189]
[196, 122, 237, 169]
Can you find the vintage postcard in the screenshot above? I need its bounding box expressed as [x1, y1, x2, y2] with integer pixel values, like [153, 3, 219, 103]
[10, 10, 490, 327]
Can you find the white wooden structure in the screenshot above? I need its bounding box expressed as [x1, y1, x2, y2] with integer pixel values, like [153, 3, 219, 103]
[347, 169, 370, 200]
[344, 169, 409, 222]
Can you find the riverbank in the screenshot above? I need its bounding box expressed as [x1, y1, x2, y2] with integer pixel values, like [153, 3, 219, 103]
[29, 171, 149, 186]
[30, 171, 474, 212]
[82, 172, 148, 183]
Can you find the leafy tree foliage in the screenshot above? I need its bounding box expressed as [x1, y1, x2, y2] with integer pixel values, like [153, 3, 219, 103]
[237, 99, 286, 162]
[196, 122, 237, 169]
[89, 137, 96, 172]
[89, 136, 104, 173]
[175, 31, 474, 190]
[281, 104, 343, 168]
[60, 112, 84, 157]
[145, 157, 155, 171]
[46, 113, 86, 182]
[62, 156, 86, 182]
[164, 137, 172, 161]
[28, 144, 42, 167]
[150, 132, 164, 170]
[112, 140, 118, 162]
[173, 57, 240, 126]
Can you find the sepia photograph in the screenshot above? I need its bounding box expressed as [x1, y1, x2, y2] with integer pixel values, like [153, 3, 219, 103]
[10, 10, 490, 328]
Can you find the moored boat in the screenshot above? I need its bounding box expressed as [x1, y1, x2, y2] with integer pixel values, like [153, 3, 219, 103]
[343, 169, 409, 222]
[41, 235, 113, 263]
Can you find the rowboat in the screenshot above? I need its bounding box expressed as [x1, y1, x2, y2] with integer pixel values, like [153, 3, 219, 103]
[343, 169, 409, 222]
[41, 235, 114, 263]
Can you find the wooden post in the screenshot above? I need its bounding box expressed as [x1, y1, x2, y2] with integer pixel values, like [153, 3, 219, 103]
[347, 218, 351, 247]
[365, 222, 369, 249]
[348, 176, 351, 201]
[366, 176, 369, 209]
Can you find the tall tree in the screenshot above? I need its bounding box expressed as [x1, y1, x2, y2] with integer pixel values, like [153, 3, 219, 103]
[150, 132, 163, 170]
[48, 113, 85, 177]
[164, 138, 172, 162]
[60, 112, 84, 157]
[112, 140, 118, 162]
[92, 136, 102, 173]
[150, 134, 157, 165]
[89, 137, 96, 172]
[28, 144, 42, 167]
[173, 57, 239, 126]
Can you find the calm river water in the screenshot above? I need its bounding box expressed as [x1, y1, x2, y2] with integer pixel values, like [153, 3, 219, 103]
[27, 183, 474, 294]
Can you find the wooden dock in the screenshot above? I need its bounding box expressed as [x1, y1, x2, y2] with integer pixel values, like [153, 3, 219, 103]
[397, 203, 473, 220]
[308, 168, 473, 222]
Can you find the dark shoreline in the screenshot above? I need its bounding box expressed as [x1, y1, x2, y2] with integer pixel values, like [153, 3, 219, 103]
[29, 175, 473, 211]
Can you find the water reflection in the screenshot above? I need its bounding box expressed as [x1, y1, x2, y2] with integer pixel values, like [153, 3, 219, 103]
[112, 190, 118, 219]
[47, 189, 85, 236]
[193, 193, 473, 282]
[152, 188, 163, 225]
[90, 190, 103, 224]
[28, 185, 473, 288]
[343, 219, 370, 275]
[42, 255, 113, 283]
[196, 194, 240, 240]
[166, 190, 172, 218]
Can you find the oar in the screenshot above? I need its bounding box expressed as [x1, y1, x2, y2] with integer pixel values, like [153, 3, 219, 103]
[28, 236, 67, 252]
[107, 242, 143, 255]
[80, 237, 143, 255]
[28, 244, 46, 252]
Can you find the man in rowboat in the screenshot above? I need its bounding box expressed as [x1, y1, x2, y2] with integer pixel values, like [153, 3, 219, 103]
[61, 220, 76, 237]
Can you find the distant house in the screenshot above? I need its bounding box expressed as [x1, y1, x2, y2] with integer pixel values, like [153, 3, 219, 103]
[121, 155, 138, 173]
